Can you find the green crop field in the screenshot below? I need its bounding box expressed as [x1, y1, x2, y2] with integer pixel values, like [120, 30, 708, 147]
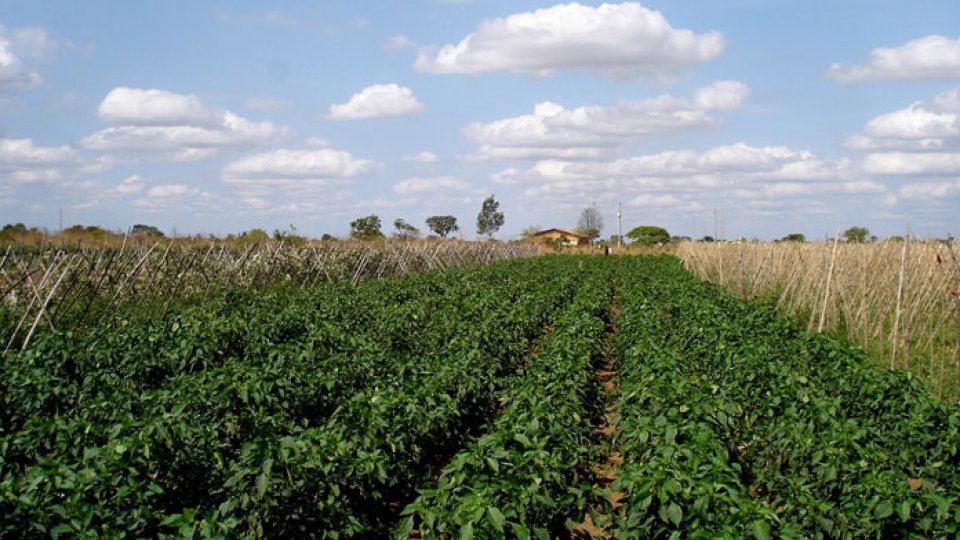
[2, 255, 958, 538]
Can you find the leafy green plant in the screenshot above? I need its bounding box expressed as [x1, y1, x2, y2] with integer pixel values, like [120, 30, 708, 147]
[609, 256, 960, 538]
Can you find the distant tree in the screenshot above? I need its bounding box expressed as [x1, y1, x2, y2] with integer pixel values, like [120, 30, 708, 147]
[426, 215, 459, 238]
[576, 205, 603, 241]
[780, 233, 806, 243]
[393, 218, 421, 240]
[700, 236, 715, 243]
[350, 215, 384, 240]
[0, 223, 31, 242]
[476, 195, 504, 239]
[130, 224, 165, 237]
[239, 228, 269, 243]
[2, 223, 28, 234]
[626, 225, 670, 246]
[843, 226, 870, 243]
[321, 233, 334, 241]
[273, 224, 306, 246]
[609, 234, 622, 245]
[85, 225, 108, 239]
[670, 236, 692, 244]
[885, 235, 904, 243]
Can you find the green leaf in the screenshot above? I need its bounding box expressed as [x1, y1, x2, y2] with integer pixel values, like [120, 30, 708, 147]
[460, 521, 474, 540]
[897, 501, 911, 522]
[256, 473, 269, 498]
[510, 523, 531, 538]
[667, 502, 683, 526]
[514, 433, 532, 446]
[874, 501, 893, 519]
[487, 507, 505, 532]
[751, 519, 771, 540]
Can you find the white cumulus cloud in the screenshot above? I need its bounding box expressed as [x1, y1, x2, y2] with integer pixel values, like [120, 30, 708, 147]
[133, 182, 216, 210]
[415, 2, 724, 80]
[384, 35, 415, 51]
[535, 143, 850, 182]
[81, 87, 288, 160]
[148, 183, 202, 198]
[393, 176, 471, 193]
[7, 26, 57, 62]
[847, 86, 960, 152]
[98, 87, 224, 127]
[898, 179, 960, 199]
[112, 174, 145, 195]
[628, 193, 703, 212]
[327, 83, 423, 120]
[827, 35, 960, 82]
[493, 142, 860, 212]
[862, 152, 960, 175]
[851, 87, 960, 177]
[0, 36, 41, 93]
[6, 169, 62, 183]
[402, 151, 438, 163]
[221, 148, 377, 190]
[0, 137, 76, 168]
[464, 81, 749, 161]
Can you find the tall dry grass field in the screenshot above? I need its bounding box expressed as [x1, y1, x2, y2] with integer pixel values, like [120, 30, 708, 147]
[678, 240, 960, 401]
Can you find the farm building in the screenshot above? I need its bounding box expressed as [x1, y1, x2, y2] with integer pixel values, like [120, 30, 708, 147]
[530, 228, 591, 246]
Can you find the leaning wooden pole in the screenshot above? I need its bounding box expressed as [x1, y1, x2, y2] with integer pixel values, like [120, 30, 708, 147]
[891, 232, 909, 370]
[818, 230, 840, 333]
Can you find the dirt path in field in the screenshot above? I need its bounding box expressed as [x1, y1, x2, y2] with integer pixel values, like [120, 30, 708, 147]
[572, 283, 623, 539]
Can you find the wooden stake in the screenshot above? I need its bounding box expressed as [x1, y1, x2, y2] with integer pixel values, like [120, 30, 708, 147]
[818, 230, 840, 333]
[891, 231, 909, 370]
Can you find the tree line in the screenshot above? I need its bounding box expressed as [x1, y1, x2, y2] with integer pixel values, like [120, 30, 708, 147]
[349, 195, 504, 241]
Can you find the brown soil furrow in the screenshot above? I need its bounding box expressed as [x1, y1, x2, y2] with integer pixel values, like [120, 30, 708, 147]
[572, 285, 622, 539]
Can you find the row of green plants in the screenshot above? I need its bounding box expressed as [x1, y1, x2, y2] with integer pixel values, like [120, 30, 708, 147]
[1, 257, 587, 538]
[398, 258, 615, 538]
[6, 253, 959, 538]
[610, 256, 960, 537]
[0, 240, 539, 348]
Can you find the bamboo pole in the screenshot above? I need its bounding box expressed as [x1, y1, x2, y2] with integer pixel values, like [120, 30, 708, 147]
[891, 233, 909, 370]
[818, 230, 841, 333]
[21, 254, 77, 352]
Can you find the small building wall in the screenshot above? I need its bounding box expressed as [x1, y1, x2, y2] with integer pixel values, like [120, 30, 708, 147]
[531, 229, 590, 246]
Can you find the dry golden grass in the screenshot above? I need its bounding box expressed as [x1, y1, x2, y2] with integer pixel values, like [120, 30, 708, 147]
[535, 242, 677, 256]
[678, 240, 960, 401]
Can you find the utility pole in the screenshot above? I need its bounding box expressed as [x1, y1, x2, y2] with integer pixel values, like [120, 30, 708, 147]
[58, 206, 63, 233]
[713, 209, 718, 240]
[617, 201, 622, 248]
[720, 209, 724, 241]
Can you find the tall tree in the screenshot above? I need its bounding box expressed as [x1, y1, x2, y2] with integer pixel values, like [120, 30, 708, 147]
[476, 195, 504, 239]
[779, 233, 806, 243]
[626, 225, 670, 246]
[426, 215, 459, 238]
[393, 218, 421, 240]
[130, 224, 165, 237]
[238, 228, 269, 243]
[576, 205, 603, 241]
[350, 215, 384, 240]
[843, 226, 870, 243]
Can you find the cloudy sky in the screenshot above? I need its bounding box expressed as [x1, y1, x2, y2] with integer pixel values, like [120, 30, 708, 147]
[1, 1, 959, 240]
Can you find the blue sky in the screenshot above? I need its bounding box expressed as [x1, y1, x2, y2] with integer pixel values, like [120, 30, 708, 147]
[1, 1, 959, 240]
